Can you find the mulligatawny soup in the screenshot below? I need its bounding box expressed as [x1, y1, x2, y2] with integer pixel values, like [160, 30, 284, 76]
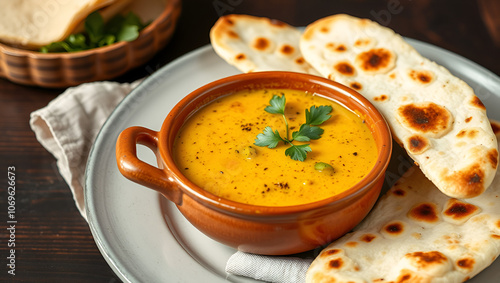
[173, 88, 378, 206]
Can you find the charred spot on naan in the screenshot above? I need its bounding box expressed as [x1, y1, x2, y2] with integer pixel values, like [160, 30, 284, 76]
[407, 203, 439, 223]
[441, 164, 487, 198]
[310, 273, 336, 283]
[467, 143, 498, 170]
[490, 120, 500, 136]
[382, 221, 406, 237]
[321, 254, 360, 273]
[470, 95, 486, 110]
[334, 61, 356, 76]
[234, 53, 247, 63]
[442, 198, 481, 224]
[456, 257, 475, 272]
[279, 44, 295, 56]
[320, 26, 330, 33]
[355, 48, 396, 74]
[396, 102, 453, 138]
[295, 57, 306, 65]
[326, 42, 347, 52]
[223, 16, 235, 26]
[349, 82, 363, 90]
[354, 38, 376, 49]
[360, 233, 377, 243]
[456, 128, 479, 139]
[252, 37, 272, 52]
[227, 30, 239, 39]
[488, 148, 499, 169]
[405, 135, 430, 155]
[392, 188, 406, 197]
[328, 258, 343, 269]
[408, 69, 434, 85]
[346, 241, 358, 248]
[395, 270, 414, 283]
[319, 248, 342, 259]
[373, 94, 389, 102]
[402, 251, 451, 276]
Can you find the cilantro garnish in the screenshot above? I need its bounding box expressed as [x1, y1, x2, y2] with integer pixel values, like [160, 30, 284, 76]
[254, 94, 333, 161]
[40, 11, 150, 53]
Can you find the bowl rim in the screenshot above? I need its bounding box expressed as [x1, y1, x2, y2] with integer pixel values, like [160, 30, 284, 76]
[159, 71, 393, 216]
[0, 0, 181, 59]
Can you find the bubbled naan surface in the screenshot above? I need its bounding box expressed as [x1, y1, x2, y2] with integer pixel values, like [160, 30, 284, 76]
[210, 14, 319, 75]
[306, 121, 500, 283]
[300, 14, 498, 199]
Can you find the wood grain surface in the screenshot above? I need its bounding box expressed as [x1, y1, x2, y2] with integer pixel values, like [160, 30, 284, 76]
[1, 0, 499, 282]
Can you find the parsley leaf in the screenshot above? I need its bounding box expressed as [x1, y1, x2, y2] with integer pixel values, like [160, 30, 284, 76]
[285, 144, 312, 162]
[254, 126, 283, 148]
[40, 11, 148, 53]
[123, 11, 148, 28]
[305, 105, 333, 125]
[98, 35, 116, 47]
[40, 41, 72, 53]
[117, 24, 140, 42]
[254, 94, 333, 161]
[67, 34, 88, 50]
[85, 11, 105, 46]
[264, 94, 286, 115]
[292, 124, 324, 141]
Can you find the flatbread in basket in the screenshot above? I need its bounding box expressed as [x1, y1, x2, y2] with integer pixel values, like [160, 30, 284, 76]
[0, 0, 130, 48]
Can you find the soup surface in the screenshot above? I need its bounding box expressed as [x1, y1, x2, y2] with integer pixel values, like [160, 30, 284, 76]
[173, 88, 378, 206]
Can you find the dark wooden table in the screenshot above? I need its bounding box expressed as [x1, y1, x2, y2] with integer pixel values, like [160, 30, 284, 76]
[1, 0, 499, 282]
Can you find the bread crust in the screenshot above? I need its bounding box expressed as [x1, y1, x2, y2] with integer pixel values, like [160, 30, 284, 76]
[210, 14, 320, 75]
[0, 0, 122, 48]
[300, 14, 498, 198]
[305, 120, 500, 283]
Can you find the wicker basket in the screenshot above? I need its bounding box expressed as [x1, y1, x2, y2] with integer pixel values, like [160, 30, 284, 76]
[0, 0, 181, 88]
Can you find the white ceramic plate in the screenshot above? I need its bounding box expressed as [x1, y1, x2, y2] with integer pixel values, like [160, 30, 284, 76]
[86, 39, 500, 282]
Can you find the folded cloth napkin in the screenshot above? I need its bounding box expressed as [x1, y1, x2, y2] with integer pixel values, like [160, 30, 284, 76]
[29, 80, 312, 282]
[226, 251, 313, 283]
[30, 80, 141, 220]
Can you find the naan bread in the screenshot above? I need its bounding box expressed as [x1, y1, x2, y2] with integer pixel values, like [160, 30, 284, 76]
[300, 14, 498, 199]
[210, 14, 319, 75]
[306, 121, 500, 283]
[0, 0, 119, 48]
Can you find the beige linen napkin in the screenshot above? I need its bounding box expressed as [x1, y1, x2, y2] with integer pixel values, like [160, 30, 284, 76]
[29, 80, 310, 282]
[30, 80, 141, 220]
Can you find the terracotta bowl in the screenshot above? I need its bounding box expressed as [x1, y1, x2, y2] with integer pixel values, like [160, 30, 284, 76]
[115, 71, 392, 255]
[0, 0, 181, 88]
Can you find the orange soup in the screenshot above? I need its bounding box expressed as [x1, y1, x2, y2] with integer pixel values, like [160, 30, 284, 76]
[173, 88, 378, 206]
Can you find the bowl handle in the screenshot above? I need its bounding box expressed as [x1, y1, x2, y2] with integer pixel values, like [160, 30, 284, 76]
[115, 126, 183, 205]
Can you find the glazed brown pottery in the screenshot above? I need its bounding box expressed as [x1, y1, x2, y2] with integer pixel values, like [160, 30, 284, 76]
[115, 71, 392, 255]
